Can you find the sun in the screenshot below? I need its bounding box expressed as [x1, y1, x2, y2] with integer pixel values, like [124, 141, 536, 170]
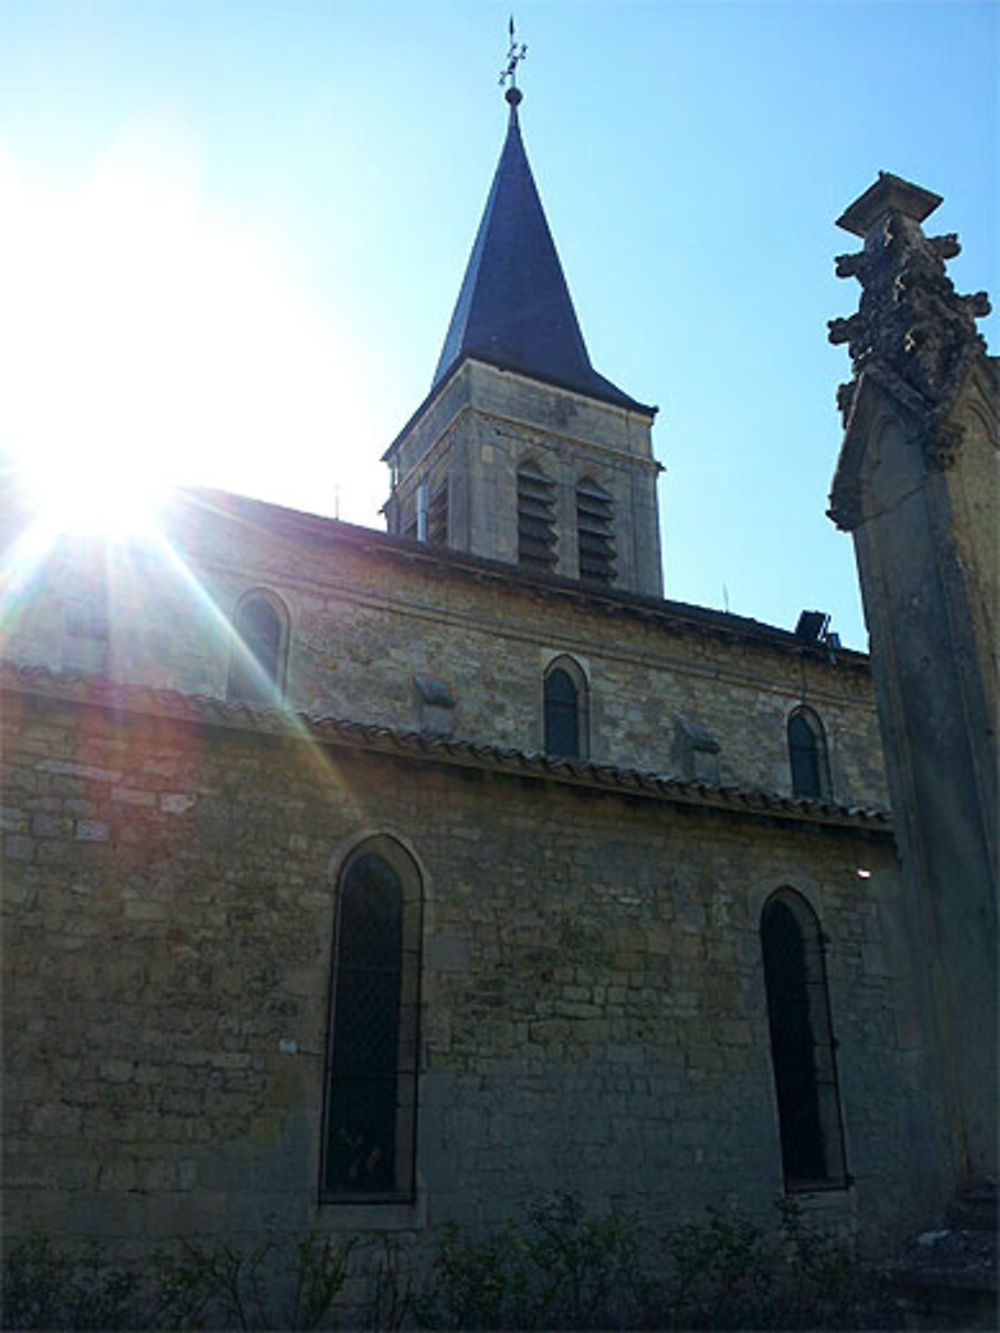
[15, 445, 169, 541]
[1, 119, 384, 549]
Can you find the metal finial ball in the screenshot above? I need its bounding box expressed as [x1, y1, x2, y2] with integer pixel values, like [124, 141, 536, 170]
[505, 86, 523, 107]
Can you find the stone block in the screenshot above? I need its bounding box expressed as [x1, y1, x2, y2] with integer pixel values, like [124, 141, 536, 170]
[75, 820, 109, 842]
[3, 833, 35, 861]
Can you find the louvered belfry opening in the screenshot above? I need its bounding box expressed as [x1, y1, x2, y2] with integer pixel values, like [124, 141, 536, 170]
[517, 463, 557, 572]
[576, 477, 615, 585]
[427, 482, 448, 547]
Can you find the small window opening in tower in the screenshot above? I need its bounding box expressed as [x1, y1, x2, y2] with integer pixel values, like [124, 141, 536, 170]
[517, 463, 557, 572]
[576, 477, 615, 585]
[427, 481, 448, 547]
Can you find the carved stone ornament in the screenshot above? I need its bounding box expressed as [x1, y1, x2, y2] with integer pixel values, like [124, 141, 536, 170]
[827, 481, 864, 534]
[829, 173, 991, 470]
[926, 419, 964, 470]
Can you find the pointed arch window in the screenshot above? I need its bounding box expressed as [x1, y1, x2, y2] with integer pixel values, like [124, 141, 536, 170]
[576, 476, 615, 585]
[517, 461, 557, 573]
[321, 838, 422, 1202]
[226, 591, 288, 704]
[787, 706, 829, 799]
[761, 889, 848, 1191]
[543, 656, 588, 759]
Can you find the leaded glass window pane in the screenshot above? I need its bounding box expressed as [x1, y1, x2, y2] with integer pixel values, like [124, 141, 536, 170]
[323, 848, 420, 1202]
[761, 892, 848, 1191]
[228, 596, 283, 703]
[545, 668, 579, 758]
[762, 901, 824, 1181]
[788, 713, 822, 798]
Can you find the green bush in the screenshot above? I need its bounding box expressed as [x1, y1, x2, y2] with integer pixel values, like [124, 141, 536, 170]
[1, 1233, 140, 1330]
[0, 1199, 897, 1331]
[1, 1230, 354, 1331]
[412, 1192, 642, 1329]
[659, 1197, 895, 1331]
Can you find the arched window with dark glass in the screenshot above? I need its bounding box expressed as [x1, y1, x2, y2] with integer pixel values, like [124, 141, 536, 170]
[322, 838, 422, 1202]
[761, 889, 848, 1191]
[787, 706, 829, 799]
[543, 656, 587, 759]
[226, 591, 288, 704]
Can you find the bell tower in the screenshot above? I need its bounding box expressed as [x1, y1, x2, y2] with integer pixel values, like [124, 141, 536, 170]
[383, 62, 663, 597]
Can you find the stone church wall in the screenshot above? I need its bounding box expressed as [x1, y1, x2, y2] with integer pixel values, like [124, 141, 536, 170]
[2, 678, 948, 1262]
[2, 491, 889, 810]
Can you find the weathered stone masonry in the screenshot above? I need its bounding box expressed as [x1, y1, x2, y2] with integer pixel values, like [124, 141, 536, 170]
[3, 670, 947, 1256]
[2, 489, 890, 808]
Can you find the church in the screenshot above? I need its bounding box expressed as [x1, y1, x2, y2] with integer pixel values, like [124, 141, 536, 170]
[1, 55, 995, 1283]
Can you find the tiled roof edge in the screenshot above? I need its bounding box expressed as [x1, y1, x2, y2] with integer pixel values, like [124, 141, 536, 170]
[2, 661, 892, 834]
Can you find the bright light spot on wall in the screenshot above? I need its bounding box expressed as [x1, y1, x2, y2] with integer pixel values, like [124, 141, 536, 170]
[856, 868, 872, 879]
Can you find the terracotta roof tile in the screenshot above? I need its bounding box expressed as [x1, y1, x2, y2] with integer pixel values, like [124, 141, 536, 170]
[1, 661, 891, 833]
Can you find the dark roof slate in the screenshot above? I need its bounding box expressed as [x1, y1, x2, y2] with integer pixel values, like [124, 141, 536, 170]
[432, 98, 651, 414]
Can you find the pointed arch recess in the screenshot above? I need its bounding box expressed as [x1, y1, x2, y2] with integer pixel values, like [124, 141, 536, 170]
[787, 705, 830, 800]
[321, 835, 423, 1203]
[543, 654, 589, 760]
[226, 588, 290, 704]
[761, 888, 848, 1192]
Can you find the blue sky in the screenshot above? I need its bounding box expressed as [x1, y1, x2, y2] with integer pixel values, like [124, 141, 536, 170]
[1, 1, 996, 648]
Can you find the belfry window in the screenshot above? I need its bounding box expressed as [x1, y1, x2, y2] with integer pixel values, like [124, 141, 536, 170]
[761, 889, 848, 1192]
[787, 706, 829, 799]
[226, 591, 287, 704]
[543, 656, 588, 759]
[322, 839, 422, 1202]
[427, 481, 449, 547]
[576, 477, 615, 585]
[517, 462, 557, 572]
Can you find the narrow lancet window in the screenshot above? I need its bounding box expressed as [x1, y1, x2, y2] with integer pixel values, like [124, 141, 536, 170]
[761, 889, 848, 1191]
[518, 462, 557, 572]
[576, 477, 615, 585]
[226, 592, 287, 704]
[788, 706, 829, 799]
[322, 840, 422, 1201]
[543, 657, 587, 759]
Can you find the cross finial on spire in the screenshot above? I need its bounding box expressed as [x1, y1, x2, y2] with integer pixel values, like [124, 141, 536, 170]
[499, 15, 527, 101]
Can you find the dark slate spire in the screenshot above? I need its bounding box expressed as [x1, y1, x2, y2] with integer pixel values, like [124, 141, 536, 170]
[432, 88, 650, 413]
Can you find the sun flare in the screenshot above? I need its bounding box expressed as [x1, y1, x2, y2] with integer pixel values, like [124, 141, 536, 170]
[16, 447, 169, 541]
[0, 118, 382, 544]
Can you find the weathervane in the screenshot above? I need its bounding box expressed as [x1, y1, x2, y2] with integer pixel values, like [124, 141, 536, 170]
[499, 16, 527, 91]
